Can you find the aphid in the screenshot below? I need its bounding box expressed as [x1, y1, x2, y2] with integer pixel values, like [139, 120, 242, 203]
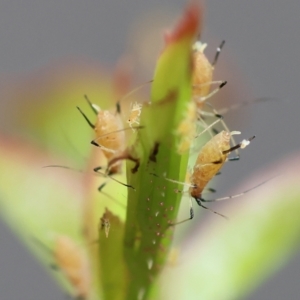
[192, 40, 225, 108]
[192, 40, 271, 119]
[53, 236, 91, 300]
[34, 236, 91, 300]
[127, 101, 143, 130]
[77, 97, 126, 174]
[78, 81, 150, 174]
[191, 40, 244, 161]
[158, 130, 255, 224]
[99, 208, 111, 238]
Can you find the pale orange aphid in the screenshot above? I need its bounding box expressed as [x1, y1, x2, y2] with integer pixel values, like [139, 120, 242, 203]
[77, 97, 125, 175]
[192, 41, 214, 101]
[172, 130, 255, 224]
[190, 40, 243, 160]
[93, 106, 126, 174]
[77, 82, 151, 175]
[176, 41, 224, 155]
[53, 235, 91, 300]
[192, 40, 225, 108]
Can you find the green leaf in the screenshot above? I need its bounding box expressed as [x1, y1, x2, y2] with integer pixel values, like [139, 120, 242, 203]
[0, 135, 85, 295]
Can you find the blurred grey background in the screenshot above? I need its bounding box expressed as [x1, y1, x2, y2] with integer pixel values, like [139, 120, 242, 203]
[0, 0, 300, 299]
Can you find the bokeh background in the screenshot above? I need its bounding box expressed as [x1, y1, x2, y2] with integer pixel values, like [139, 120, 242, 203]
[0, 0, 299, 299]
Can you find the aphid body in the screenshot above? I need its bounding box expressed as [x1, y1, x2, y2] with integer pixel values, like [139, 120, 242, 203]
[192, 41, 214, 103]
[176, 130, 255, 222]
[127, 101, 142, 130]
[54, 235, 91, 300]
[189, 130, 230, 199]
[77, 97, 126, 174]
[93, 108, 125, 174]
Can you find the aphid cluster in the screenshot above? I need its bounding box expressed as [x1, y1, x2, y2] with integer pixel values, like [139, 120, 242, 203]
[41, 6, 267, 299]
[152, 39, 258, 224]
[74, 39, 259, 226]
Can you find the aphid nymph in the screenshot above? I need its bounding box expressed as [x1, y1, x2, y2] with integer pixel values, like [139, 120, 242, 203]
[175, 130, 255, 224]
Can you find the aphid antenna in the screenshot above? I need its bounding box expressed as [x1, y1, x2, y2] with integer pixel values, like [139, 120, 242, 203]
[216, 97, 275, 115]
[43, 165, 135, 190]
[115, 79, 153, 115]
[212, 40, 226, 67]
[172, 176, 276, 225]
[201, 176, 276, 203]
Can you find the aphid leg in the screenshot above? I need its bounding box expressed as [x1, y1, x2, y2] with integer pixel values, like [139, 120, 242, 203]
[149, 142, 160, 162]
[170, 198, 195, 226]
[195, 82, 239, 156]
[98, 182, 107, 192]
[212, 40, 225, 67]
[202, 102, 242, 161]
[195, 198, 228, 219]
[93, 166, 135, 189]
[150, 173, 193, 188]
[195, 80, 227, 105]
[172, 194, 228, 226]
[195, 116, 223, 138]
